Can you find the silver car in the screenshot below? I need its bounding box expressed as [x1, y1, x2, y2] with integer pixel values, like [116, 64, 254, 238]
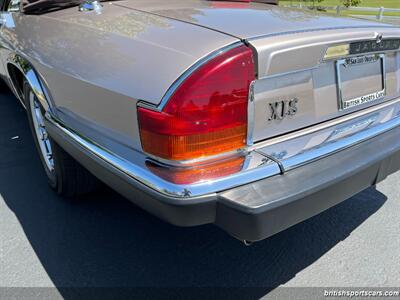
[1, 0, 399, 244]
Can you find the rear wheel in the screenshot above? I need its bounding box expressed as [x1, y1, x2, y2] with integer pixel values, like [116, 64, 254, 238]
[0, 78, 9, 91]
[25, 80, 99, 197]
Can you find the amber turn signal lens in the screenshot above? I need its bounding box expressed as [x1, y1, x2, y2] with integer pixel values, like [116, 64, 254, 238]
[146, 156, 245, 185]
[139, 124, 247, 161]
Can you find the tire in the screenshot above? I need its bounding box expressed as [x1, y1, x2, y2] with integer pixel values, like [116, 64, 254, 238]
[24, 80, 99, 197]
[0, 78, 9, 91]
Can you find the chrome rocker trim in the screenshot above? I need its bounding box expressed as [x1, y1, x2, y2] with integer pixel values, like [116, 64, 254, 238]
[46, 97, 400, 200]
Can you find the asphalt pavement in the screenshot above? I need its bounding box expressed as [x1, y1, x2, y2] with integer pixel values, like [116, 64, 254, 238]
[0, 88, 399, 299]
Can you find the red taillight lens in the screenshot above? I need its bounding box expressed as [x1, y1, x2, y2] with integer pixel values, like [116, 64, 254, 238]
[138, 45, 255, 161]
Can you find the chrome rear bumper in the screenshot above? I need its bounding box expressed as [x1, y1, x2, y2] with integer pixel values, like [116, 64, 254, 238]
[44, 98, 400, 241]
[218, 125, 400, 241]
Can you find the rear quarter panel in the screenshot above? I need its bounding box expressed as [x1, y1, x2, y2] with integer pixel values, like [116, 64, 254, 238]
[0, 5, 237, 159]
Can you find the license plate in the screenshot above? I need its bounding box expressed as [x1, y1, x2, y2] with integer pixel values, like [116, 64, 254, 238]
[336, 54, 386, 110]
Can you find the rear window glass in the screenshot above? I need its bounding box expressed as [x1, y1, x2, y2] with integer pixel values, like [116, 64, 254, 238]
[22, 0, 87, 14]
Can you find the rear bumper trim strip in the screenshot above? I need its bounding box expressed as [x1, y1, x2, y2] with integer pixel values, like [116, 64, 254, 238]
[46, 97, 400, 199]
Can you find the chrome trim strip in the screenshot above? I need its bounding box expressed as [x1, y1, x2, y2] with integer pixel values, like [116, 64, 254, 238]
[6, 53, 51, 112]
[46, 113, 281, 199]
[46, 99, 400, 199]
[144, 148, 248, 168]
[282, 114, 400, 171]
[324, 47, 400, 62]
[258, 99, 400, 172]
[137, 41, 243, 112]
[247, 25, 396, 42]
[252, 97, 400, 150]
[335, 56, 344, 110]
[247, 81, 256, 146]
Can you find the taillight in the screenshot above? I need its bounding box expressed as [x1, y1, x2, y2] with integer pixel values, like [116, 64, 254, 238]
[138, 44, 255, 162]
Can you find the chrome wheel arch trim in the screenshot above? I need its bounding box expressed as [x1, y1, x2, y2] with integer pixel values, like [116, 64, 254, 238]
[6, 53, 53, 113]
[29, 90, 55, 172]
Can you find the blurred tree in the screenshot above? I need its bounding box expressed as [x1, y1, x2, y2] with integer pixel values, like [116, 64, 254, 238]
[312, 0, 324, 8]
[341, 0, 361, 7]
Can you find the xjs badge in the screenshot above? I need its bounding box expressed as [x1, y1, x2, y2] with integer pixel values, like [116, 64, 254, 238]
[268, 98, 299, 121]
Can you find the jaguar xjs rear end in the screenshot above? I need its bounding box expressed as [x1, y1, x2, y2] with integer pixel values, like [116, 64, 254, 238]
[2, 0, 400, 243]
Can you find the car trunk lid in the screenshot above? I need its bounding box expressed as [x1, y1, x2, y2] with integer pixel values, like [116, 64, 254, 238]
[115, 0, 400, 143]
[113, 0, 392, 40]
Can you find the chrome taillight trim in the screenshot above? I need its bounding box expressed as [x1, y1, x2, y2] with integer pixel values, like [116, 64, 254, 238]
[143, 148, 249, 168]
[247, 80, 256, 146]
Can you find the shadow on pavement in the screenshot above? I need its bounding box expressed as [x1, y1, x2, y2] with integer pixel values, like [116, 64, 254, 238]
[0, 90, 388, 299]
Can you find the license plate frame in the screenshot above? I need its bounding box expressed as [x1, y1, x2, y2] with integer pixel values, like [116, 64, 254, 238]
[336, 54, 386, 111]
